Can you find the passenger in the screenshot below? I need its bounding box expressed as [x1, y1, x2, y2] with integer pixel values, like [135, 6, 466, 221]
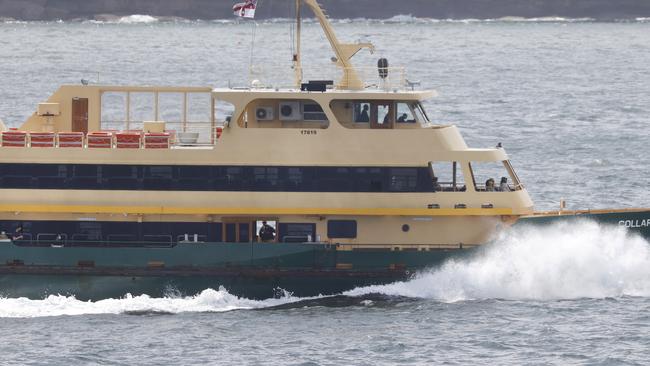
[12, 226, 24, 241]
[259, 221, 276, 242]
[397, 113, 408, 122]
[358, 104, 370, 122]
[485, 178, 495, 192]
[499, 177, 511, 192]
[0, 231, 8, 241]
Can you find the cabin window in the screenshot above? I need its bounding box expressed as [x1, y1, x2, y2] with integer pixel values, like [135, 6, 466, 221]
[355, 167, 383, 192]
[429, 162, 466, 192]
[238, 223, 250, 243]
[278, 223, 316, 243]
[0, 163, 438, 193]
[470, 161, 521, 192]
[225, 223, 237, 242]
[327, 220, 357, 239]
[303, 103, 327, 121]
[396, 103, 416, 123]
[353, 102, 371, 123]
[389, 168, 418, 192]
[254, 167, 279, 190]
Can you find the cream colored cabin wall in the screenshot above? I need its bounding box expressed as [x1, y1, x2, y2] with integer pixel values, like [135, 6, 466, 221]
[20, 86, 102, 132]
[20, 85, 215, 133]
[348, 215, 502, 245]
[243, 100, 327, 129]
[0, 128, 482, 166]
[0, 210, 503, 246]
[0, 189, 534, 215]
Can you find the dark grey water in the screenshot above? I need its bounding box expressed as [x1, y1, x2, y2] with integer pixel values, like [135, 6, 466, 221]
[1, 17, 649, 364]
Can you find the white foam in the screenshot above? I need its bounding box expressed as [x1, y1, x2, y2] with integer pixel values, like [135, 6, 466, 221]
[117, 15, 159, 24]
[0, 287, 303, 318]
[346, 221, 650, 302]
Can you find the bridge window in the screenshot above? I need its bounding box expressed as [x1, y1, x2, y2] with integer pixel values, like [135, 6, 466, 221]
[396, 103, 416, 123]
[354, 102, 371, 123]
[375, 102, 393, 128]
[413, 102, 430, 124]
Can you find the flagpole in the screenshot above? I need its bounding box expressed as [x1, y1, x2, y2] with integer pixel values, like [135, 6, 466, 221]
[294, 0, 302, 88]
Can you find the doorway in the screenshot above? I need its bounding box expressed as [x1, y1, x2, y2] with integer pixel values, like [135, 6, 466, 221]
[72, 98, 89, 133]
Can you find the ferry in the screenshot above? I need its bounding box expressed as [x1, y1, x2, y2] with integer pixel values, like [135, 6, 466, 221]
[0, 0, 647, 300]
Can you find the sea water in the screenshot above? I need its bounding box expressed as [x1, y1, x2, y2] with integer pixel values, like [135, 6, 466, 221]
[0, 18, 649, 364]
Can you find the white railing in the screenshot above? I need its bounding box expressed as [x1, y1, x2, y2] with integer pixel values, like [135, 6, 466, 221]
[239, 66, 413, 91]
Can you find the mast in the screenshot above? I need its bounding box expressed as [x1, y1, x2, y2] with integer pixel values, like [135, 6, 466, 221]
[298, 0, 375, 90]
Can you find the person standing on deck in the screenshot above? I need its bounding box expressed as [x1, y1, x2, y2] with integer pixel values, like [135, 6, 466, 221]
[259, 221, 276, 242]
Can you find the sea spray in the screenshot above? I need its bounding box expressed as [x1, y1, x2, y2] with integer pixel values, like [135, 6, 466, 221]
[345, 221, 650, 301]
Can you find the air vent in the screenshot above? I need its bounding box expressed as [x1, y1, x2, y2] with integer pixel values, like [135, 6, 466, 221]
[279, 102, 302, 121]
[255, 106, 274, 121]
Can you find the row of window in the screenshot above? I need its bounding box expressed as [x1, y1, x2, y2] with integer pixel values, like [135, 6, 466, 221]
[0, 164, 434, 192]
[1, 220, 358, 247]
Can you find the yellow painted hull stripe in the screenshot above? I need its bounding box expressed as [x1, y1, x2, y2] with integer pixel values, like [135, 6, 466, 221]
[0, 204, 514, 216]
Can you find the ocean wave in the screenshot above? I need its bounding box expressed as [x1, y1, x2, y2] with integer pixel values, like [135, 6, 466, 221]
[346, 221, 650, 302]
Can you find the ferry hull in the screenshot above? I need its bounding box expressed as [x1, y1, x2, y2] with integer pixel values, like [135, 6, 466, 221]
[517, 209, 650, 240]
[0, 242, 470, 300]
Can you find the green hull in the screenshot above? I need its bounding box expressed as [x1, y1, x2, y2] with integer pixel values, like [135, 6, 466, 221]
[0, 242, 469, 300]
[517, 209, 650, 239]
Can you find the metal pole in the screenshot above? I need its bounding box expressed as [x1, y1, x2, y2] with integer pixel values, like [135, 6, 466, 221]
[294, 0, 302, 88]
[126, 91, 131, 131]
[183, 92, 188, 133]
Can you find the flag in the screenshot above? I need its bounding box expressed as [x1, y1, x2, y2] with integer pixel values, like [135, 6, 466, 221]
[233, 0, 257, 19]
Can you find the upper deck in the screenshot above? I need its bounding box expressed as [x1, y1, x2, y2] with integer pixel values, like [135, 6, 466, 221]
[0, 84, 491, 167]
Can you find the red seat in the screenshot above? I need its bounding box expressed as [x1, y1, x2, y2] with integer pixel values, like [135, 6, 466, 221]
[57, 132, 85, 148]
[1, 131, 27, 147]
[30, 132, 56, 148]
[87, 132, 113, 148]
[115, 132, 142, 149]
[144, 132, 170, 149]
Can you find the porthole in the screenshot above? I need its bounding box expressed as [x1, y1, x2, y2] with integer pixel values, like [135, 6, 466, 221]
[401, 224, 410, 232]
